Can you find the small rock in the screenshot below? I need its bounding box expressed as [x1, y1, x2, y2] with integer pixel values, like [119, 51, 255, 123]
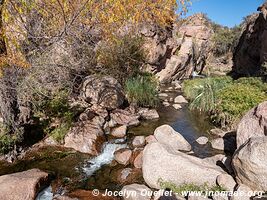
[132, 136, 146, 148]
[173, 104, 182, 110]
[134, 151, 143, 169]
[210, 129, 226, 137]
[196, 136, 209, 145]
[169, 98, 174, 102]
[114, 149, 132, 165]
[216, 174, 236, 191]
[174, 95, 188, 104]
[154, 189, 185, 200]
[159, 93, 168, 97]
[111, 125, 127, 138]
[138, 108, 160, 120]
[163, 102, 170, 107]
[175, 83, 182, 90]
[121, 184, 152, 200]
[211, 138, 224, 151]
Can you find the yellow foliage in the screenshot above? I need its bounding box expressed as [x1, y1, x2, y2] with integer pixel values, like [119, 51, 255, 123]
[0, 0, 191, 70]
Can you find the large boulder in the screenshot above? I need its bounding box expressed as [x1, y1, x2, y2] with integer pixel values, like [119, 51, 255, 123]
[0, 169, 49, 200]
[81, 75, 125, 110]
[64, 116, 105, 155]
[232, 3, 267, 77]
[232, 137, 267, 191]
[142, 142, 225, 189]
[236, 101, 267, 148]
[154, 125, 191, 152]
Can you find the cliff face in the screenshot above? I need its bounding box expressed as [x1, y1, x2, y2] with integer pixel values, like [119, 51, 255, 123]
[141, 14, 214, 83]
[233, 4, 267, 77]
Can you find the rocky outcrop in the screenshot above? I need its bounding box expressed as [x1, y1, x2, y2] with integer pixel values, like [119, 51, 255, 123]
[0, 169, 49, 200]
[233, 3, 267, 77]
[236, 101, 267, 148]
[142, 142, 225, 189]
[232, 137, 267, 191]
[142, 14, 214, 83]
[64, 116, 105, 155]
[81, 75, 125, 110]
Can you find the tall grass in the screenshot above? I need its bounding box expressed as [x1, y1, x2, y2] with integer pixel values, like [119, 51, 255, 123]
[125, 74, 159, 108]
[183, 76, 267, 127]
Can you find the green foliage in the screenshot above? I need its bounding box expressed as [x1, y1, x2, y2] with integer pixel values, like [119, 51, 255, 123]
[183, 77, 267, 127]
[97, 35, 146, 84]
[215, 83, 267, 124]
[212, 25, 242, 57]
[35, 90, 77, 143]
[159, 180, 226, 195]
[0, 124, 23, 154]
[125, 73, 159, 108]
[183, 76, 232, 112]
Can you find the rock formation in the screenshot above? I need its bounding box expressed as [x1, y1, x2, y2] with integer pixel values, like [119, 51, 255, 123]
[233, 3, 267, 77]
[142, 14, 214, 83]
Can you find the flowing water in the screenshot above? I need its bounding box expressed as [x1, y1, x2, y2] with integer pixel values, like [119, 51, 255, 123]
[0, 84, 223, 199]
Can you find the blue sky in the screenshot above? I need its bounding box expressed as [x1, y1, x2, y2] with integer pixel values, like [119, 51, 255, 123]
[184, 0, 265, 27]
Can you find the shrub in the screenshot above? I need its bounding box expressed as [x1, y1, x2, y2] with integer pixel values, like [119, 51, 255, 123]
[215, 83, 267, 126]
[0, 124, 23, 154]
[183, 76, 267, 128]
[97, 35, 146, 84]
[125, 74, 159, 108]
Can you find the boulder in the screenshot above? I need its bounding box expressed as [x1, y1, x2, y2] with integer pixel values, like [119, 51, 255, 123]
[232, 137, 267, 191]
[121, 184, 152, 200]
[142, 142, 225, 189]
[0, 169, 49, 200]
[132, 136, 146, 148]
[196, 136, 209, 145]
[216, 174, 236, 191]
[154, 125, 191, 152]
[81, 75, 125, 110]
[236, 101, 267, 148]
[64, 116, 105, 155]
[110, 109, 140, 126]
[111, 125, 127, 138]
[138, 108, 160, 120]
[210, 129, 226, 138]
[174, 95, 188, 104]
[114, 149, 132, 165]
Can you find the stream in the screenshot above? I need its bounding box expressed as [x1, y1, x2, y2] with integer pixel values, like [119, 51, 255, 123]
[0, 84, 223, 199]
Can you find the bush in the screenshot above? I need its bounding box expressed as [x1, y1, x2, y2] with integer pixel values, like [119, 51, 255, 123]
[0, 124, 23, 154]
[96, 35, 146, 84]
[215, 83, 267, 125]
[125, 74, 159, 108]
[183, 76, 267, 128]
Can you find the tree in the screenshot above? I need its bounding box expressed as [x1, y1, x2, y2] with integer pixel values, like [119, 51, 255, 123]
[0, 0, 190, 146]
